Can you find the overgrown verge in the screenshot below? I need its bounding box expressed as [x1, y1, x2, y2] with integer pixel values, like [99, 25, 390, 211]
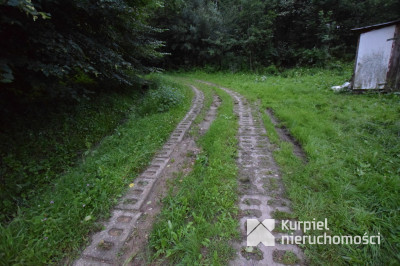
[184, 68, 400, 265]
[0, 88, 139, 221]
[0, 77, 193, 264]
[149, 81, 239, 264]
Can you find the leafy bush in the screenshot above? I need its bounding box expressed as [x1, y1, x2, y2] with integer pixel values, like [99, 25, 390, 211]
[298, 48, 331, 67]
[140, 86, 184, 114]
[264, 65, 279, 75]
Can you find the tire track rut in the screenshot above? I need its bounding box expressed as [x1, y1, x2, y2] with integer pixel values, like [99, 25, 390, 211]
[198, 80, 305, 266]
[74, 86, 205, 265]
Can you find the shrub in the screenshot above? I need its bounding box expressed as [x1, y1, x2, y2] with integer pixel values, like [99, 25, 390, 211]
[140, 85, 184, 115]
[264, 65, 279, 75]
[298, 48, 331, 66]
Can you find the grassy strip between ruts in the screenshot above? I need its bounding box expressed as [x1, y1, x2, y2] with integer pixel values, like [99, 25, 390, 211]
[149, 80, 239, 265]
[183, 67, 400, 265]
[0, 77, 193, 265]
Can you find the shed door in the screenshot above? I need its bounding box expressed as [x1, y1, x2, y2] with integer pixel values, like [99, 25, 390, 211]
[354, 25, 396, 90]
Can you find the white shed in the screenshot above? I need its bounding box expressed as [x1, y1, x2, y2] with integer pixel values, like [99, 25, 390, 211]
[352, 20, 400, 91]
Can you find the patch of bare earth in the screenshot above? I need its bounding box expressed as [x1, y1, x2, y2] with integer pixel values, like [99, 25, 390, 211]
[198, 80, 306, 266]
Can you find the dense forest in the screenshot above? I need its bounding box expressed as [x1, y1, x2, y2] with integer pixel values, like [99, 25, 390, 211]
[1, 0, 399, 101]
[154, 0, 399, 70]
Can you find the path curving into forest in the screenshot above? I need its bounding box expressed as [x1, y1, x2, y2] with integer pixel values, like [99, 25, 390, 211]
[199, 80, 305, 266]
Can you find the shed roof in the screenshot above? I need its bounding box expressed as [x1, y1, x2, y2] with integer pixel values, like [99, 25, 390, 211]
[351, 19, 400, 33]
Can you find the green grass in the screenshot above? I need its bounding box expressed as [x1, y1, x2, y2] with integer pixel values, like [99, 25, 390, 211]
[0, 89, 140, 221]
[181, 66, 400, 265]
[280, 250, 299, 265]
[158, 76, 216, 138]
[3, 66, 398, 265]
[0, 78, 193, 264]
[149, 81, 239, 265]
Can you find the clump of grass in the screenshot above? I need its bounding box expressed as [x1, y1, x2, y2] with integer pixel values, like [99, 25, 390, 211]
[272, 210, 297, 220]
[263, 177, 279, 192]
[241, 246, 263, 261]
[140, 85, 184, 115]
[273, 250, 299, 265]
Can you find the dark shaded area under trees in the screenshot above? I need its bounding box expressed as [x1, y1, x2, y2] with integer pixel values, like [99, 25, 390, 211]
[0, 0, 163, 220]
[0, 0, 163, 102]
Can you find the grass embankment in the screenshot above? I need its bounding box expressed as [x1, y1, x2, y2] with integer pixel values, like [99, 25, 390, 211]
[183, 67, 400, 265]
[0, 90, 138, 221]
[149, 80, 239, 264]
[0, 78, 193, 264]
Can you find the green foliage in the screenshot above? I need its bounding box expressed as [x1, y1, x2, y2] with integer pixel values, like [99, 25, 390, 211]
[186, 68, 400, 265]
[73, 70, 96, 86]
[153, 0, 400, 69]
[0, 78, 193, 264]
[297, 48, 331, 67]
[140, 85, 184, 114]
[0, 89, 140, 221]
[149, 81, 239, 264]
[154, 0, 223, 67]
[263, 65, 279, 75]
[2, 0, 51, 20]
[0, 0, 163, 99]
[0, 80, 182, 222]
